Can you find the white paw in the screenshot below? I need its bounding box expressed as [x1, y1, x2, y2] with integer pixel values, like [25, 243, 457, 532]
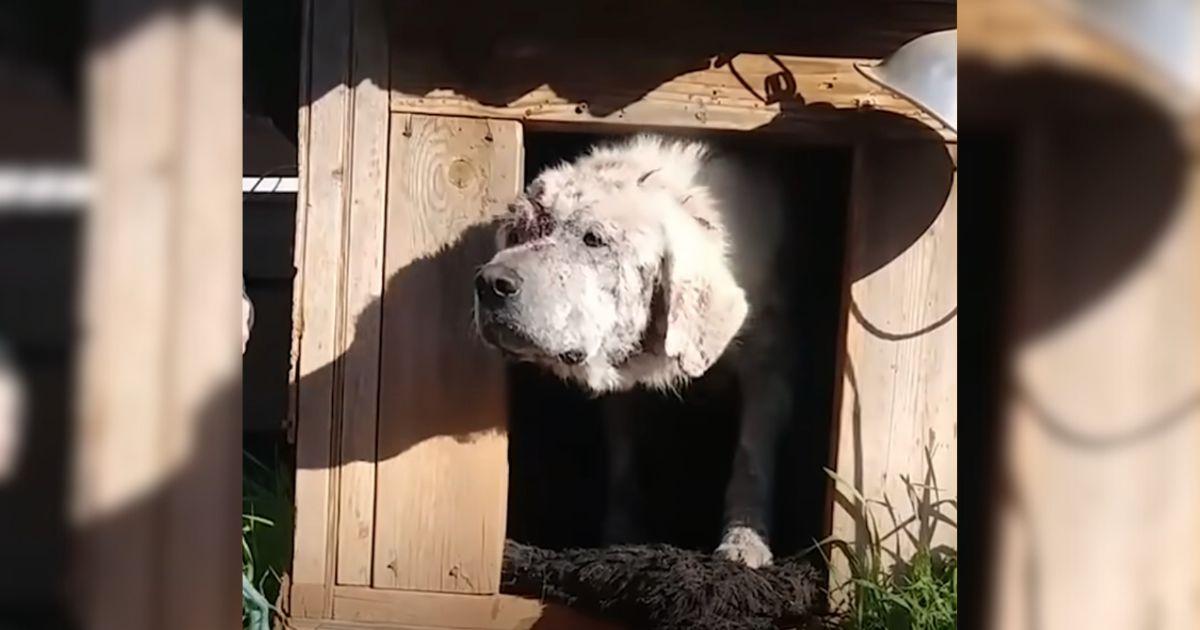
[715, 525, 773, 568]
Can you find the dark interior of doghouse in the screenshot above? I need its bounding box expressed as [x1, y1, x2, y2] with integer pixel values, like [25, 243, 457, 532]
[503, 129, 852, 560]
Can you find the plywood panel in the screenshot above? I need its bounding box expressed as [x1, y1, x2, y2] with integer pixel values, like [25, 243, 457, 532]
[373, 115, 522, 593]
[829, 141, 958, 594]
[335, 0, 390, 587]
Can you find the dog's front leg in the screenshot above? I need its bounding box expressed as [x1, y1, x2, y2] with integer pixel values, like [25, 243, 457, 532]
[717, 356, 793, 568]
[602, 392, 645, 545]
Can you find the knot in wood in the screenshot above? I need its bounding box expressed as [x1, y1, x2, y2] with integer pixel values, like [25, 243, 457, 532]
[447, 158, 475, 189]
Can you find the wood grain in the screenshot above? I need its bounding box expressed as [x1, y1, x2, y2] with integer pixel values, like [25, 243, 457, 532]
[336, 0, 390, 587]
[373, 115, 522, 593]
[331, 586, 621, 630]
[829, 140, 958, 598]
[292, 0, 352, 599]
[288, 584, 622, 629]
[391, 50, 953, 141]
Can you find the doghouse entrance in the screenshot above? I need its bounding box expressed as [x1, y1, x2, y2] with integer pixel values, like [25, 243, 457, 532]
[287, 4, 957, 623]
[504, 131, 853, 559]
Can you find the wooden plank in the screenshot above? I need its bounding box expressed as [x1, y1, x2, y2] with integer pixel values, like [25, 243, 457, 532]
[373, 115, 521, 593]
[391, 50, 953, 141]
[988, 120, 1200, 630]
[334, 587, 542, 628]
[828, 140, 958, 597]
[290, 582, 334, 620]
[959, 0, 1191, 118]
[75, 10, 181, 628]
[328, 586, 621, 630]
[336, 0, 390, 587]
[160, 6, 243, 629]
[292, 0, 352, 602]
[76, 3, 241, 628]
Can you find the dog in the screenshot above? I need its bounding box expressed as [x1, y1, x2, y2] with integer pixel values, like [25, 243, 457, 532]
[474, 134, 797, 568]
[243, 285, 254, 354]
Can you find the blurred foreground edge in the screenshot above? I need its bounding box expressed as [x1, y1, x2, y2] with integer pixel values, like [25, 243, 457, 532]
[70, 1, 242, 629]
[962, 1, 1200, 629]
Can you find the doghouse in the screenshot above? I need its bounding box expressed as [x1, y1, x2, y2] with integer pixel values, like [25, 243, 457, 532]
[285, 1, 956, 627]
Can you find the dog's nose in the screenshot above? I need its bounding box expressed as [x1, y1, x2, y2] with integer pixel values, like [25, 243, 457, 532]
[475, 264, 522, 301]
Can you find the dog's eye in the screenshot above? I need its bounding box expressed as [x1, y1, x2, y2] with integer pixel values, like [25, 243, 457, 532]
[505, 230, 521, 247]
[583, 230, 605, 248]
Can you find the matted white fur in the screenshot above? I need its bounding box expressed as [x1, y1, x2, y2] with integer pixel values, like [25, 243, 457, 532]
[0, 342, 24, 482]
[242, 287, 254, 354]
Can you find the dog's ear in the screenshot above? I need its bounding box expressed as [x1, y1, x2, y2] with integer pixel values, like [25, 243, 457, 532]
[659, 216, 748, 378]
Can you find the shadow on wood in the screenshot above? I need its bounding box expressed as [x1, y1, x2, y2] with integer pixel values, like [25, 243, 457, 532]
[960, 60, 1193, 629]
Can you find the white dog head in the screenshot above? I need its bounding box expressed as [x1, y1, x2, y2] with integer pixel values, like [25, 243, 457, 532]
[473, 135, 748, 392]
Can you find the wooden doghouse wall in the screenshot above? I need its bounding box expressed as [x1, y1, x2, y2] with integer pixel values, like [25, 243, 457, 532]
[289, 3, 606, 625]
[828, 141, 958, 594]
[961, 3, 1200, 624]
[288, 1, 956, 627]
[371, 114, 519, 593]
[75, 2, 242, 627]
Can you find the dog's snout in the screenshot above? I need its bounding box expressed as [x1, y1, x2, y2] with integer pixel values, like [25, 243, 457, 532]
[558, 350, 586, 365]
[475, 264, 523, 302]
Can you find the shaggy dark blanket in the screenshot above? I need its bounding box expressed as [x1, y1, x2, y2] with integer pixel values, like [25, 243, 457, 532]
[501, 541, 833, 630]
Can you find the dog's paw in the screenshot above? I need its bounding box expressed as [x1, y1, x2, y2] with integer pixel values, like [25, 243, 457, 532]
[715, 525, 773, 568]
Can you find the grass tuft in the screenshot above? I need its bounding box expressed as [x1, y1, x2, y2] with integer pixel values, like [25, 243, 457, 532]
[243, 446, 293, 630]
[837, 546, 957, 630]
[819, 454, 957, 630]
